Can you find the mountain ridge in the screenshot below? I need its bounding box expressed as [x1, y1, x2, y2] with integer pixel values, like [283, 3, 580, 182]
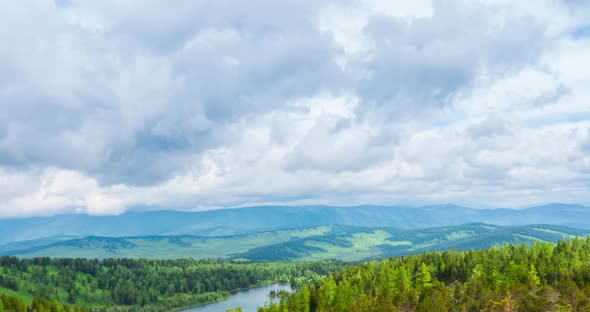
[3, 223, 589, 262]
[1, 203, 589, 245]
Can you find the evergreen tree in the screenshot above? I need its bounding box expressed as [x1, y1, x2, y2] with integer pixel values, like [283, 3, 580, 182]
[527, 264, 541, 286]
[415, 263, 433, 291]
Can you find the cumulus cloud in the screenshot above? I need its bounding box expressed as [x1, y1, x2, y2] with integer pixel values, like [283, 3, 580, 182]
[0, 0, 589, 217]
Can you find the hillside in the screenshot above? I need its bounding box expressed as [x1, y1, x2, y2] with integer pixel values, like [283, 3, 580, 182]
[4, 224, 588, 261]
[1, 226, 332, 259]
[0, 257, 343, 311]
[259, 237, 590, 312]
[0, 203, 589, 245]
[231, 224, 590, 261]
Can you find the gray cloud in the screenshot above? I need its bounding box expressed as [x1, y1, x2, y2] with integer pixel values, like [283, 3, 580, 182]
[355, 1, 547, 119]
[468, 116, 512, 139]
[0, 0, 349, 185]
[581, 128, 590, 152]
[0, 0, 589, 216]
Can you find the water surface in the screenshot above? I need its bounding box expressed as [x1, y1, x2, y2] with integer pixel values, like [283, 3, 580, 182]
[181, 283, 292, 312]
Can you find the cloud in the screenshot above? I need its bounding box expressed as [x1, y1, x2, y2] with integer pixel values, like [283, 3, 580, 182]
[0, 0, 589, 216]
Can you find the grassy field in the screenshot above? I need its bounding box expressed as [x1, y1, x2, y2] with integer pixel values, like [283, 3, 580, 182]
[303, 230, 412, 261]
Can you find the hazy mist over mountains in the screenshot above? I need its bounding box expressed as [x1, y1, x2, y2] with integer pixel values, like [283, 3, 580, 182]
[1, 203, 588, 245]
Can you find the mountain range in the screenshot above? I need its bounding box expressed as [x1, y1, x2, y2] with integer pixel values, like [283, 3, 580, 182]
[2, 223, 588, 261]
[1, 203, 589, 245]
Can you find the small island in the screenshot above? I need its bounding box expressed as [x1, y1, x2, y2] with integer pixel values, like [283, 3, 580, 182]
[268, 289, 290, 299]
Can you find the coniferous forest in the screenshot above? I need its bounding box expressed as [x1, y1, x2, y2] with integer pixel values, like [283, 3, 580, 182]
[258, 237, 590, 312]
[1, 238, 590, 311]
[0, 258, 342, 311]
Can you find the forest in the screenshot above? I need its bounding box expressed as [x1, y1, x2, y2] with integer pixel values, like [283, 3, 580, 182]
[0, 258, 343, 311]
[258, 237, 590, 312]
[3, 237, 590, 311]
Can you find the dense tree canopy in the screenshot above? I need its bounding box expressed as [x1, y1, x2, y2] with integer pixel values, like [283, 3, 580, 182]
[0, 295, 87, 312]
[259, 237, 590, 311]
[0, 257, 342, 311]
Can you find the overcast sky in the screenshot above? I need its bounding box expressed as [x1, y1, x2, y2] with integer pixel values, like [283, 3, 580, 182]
[1, 0, 589, 217]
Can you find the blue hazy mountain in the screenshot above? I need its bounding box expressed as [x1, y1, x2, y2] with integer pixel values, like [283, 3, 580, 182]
[3, 223, 588, 261]
[0, 203, 588, 244]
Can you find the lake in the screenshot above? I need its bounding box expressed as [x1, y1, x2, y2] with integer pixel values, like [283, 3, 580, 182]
[180, 283, 293, 312]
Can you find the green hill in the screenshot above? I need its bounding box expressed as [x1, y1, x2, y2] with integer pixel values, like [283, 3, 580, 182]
[4, 224, 588, 261]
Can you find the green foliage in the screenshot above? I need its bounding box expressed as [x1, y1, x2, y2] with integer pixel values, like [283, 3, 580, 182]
[527, 264, 541, 286]
[415, 263, 433, 291]
[1, 294, 86, 312]
[0, 295, 26, 312]
[0, 257, 343, 311]
[259, 237, 590, 311]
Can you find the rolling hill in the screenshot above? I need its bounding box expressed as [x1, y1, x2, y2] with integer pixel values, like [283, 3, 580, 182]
[1, 203, 589, 245]
[0, 226, 331, 259]
[3, 223, 588, 261]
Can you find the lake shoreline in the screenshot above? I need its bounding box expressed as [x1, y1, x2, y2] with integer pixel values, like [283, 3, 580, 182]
[177, 283, 293, 312]
[173, 281, 288, 311]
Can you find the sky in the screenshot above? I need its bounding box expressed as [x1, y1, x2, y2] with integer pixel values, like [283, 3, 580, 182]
[0, 0, 590, 217]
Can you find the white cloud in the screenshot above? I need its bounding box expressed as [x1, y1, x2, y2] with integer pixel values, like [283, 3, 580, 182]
[0, 0, 589, 217]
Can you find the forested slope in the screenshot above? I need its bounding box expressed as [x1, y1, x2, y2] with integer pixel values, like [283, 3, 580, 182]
[0, 258, 343, 311]
[259, 237, 590, 311]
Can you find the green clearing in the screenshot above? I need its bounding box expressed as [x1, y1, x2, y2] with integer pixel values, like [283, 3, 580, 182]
[445, 230, 475, 240]
[0, 287, 33, 305]
[532, 227, 578, 239]
[513, 233, 549, 242]
[304, 230, 413, 261]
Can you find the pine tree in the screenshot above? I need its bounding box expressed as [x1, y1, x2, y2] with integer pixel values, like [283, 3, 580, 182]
[527, 264, 541, 286]
[415, 263, 433, 291]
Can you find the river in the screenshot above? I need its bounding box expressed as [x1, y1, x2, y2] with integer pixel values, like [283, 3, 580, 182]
[180, 283, 293, 312]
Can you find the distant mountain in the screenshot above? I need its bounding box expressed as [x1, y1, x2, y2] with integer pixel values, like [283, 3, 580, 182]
[3, 223, 588, 262]
[232, 223, 590, 261]
[0, 203, 589, 245]
[0, 236, 75, 255]
[0, 226, 332, 259]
